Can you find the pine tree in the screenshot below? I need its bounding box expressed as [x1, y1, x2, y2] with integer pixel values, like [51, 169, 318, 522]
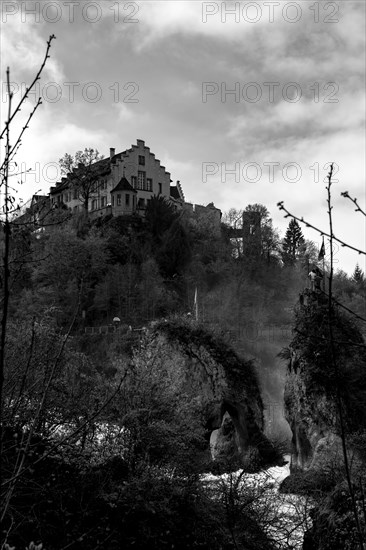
[281, 219, 305, 266]
[352, 263, 364, 284]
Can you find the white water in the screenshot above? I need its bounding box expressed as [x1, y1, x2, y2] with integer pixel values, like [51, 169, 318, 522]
[202, 456, 313, 549]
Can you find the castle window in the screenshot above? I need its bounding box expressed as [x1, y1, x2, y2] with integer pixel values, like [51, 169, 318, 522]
[137, 171, 146, 190]
[91, 199, 97, 210]
[112, 195, 115, 207]
[117, 194, 121, 206]
[158, 182, 162, 194]
[73, 188, 78, 200]
[131, 176, 137, 188]
[138, 155, 145, 166]
[101, 196, 106, 208]
[147, 178, 152, 192]
[126, 193, 130, 206]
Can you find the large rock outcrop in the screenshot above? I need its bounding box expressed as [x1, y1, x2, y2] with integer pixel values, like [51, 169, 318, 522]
[282, 299, 366, 474]
[284, 365, 341, 472]
[280, 299, 366, 548]
[146, 317, 282, 470]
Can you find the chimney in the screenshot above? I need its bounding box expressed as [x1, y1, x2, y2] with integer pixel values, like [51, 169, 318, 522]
[110, 147, 115, 160]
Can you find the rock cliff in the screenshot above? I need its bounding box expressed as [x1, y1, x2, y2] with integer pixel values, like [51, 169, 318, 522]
[147, 317, 282, 471]
[280, 299, 366, 549]
[282, 299, 366, 475]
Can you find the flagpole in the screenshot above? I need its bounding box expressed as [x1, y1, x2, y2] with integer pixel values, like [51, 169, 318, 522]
[320, 236, 325, 291]
[316, 237, 326, 293]
[194, 287, 198, 321]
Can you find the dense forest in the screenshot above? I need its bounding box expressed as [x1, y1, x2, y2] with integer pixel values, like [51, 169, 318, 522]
[1, 192, 366, 549]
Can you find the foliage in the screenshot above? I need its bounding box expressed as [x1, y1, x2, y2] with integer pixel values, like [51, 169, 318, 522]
[2, 317, 108, 441]
[353, 263, 365, 284]
[287, 301, 366, 430]
[281, 219, 305, 266]
[153, 316, 262, 395]
[59, 148, 105, 213]
[19, 229, 109, 326]
[2, 439, 280, 550]
[303, 481, 366, 550]
[144, 196, 192, 277]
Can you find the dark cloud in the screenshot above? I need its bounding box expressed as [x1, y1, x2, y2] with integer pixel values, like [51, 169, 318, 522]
[1, 0, 364, 272]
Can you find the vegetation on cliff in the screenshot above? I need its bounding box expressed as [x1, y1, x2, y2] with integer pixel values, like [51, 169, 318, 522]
[285, 299, 366, 433]
[282, 299, 366, 549]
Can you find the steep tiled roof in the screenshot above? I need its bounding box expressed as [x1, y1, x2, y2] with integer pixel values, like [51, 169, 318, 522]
[50, 158, 112, 195]
[170, 186, 181, 200]
[111, 176, 136, 193]
[170, 181, 185, 201]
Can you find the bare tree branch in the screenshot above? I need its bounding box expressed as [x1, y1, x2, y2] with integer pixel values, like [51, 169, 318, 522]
[0, 35, 56, 142]
[277, 202, 366, 256]
[341, 191, 366, 217]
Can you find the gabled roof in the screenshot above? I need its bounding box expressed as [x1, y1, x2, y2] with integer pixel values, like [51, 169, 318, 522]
[170, 181, 185, 201]
[32, 194, 48, 202]
[170, 186, 181, 200]
[111, 176, 136, 193]
[50, 158, 112, 195]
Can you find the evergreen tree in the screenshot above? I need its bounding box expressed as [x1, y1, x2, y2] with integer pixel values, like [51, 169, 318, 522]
[352, 263, 365, 284]
[281, 219, 305, 266]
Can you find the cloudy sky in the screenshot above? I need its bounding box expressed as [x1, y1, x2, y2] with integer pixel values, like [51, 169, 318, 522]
[1, 0, 365, 274]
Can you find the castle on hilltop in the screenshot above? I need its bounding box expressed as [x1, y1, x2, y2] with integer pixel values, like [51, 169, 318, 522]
[16, 139, 221, 234]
